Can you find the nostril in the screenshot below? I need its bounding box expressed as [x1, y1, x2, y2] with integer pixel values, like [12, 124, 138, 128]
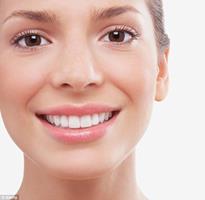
[87, 82, 98, 87]
[61, 83, 71, 87]
[60, 82, 97, 90]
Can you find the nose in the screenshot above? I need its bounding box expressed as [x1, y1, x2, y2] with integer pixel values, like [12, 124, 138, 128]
[49, 48, 104, 92]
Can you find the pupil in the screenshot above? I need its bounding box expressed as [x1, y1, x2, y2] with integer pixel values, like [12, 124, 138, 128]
[109, 31, 125, 42]
[25, 35, 41, 46]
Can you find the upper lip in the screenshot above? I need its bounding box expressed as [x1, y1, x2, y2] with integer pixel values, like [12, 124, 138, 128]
[36, 103, 121, 116]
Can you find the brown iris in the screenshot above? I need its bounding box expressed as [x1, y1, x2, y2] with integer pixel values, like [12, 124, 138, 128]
[109, 31, 125, 42]
[24, 35, 41, 46]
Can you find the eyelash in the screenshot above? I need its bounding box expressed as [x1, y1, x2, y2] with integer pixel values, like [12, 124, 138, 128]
[11, 30, 50, 51]
[101, 25, 140, 44]
[10, 25, 140, 51]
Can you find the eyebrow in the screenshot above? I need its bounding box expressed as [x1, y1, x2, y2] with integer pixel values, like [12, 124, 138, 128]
[3, 10, 57, 24]
[3, 5, 140, 24]
[92, 5, 141, 21]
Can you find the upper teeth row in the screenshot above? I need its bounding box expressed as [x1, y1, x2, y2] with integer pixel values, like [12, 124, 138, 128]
[45, 112, 113, 129]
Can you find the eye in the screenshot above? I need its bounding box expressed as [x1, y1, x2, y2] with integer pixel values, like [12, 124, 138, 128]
[11, 30, 51, 49]
[18, 34, 49, 47]
[101, 26, 140, 44]
[105, 31, 132, 43]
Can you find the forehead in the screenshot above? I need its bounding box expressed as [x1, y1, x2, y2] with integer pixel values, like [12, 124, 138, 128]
[0, 0, 143, 7]
[0, 0, 149, 21]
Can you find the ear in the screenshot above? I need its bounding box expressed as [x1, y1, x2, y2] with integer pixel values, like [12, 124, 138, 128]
[155, 48, 170, 101]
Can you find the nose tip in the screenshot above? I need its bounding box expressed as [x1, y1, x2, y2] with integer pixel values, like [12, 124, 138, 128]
[50, 64, 104, 92]
[60, 70, 102, 91]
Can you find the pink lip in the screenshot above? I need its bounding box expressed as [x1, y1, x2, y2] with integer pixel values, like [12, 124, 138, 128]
[36, 103, 120, 116]
[36, 104, 120, 144]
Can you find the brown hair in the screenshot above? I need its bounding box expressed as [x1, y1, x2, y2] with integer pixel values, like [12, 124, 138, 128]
[146, 0, 170, 51]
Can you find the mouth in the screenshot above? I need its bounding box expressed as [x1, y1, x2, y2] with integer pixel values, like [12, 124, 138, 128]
[36, 110, 120, 129]
[35, 104, 121, 143]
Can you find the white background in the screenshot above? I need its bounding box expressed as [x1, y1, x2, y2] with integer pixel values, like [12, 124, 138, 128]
[0, 0, 205, 199]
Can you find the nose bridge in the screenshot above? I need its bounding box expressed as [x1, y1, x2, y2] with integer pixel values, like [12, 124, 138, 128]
[64, 47, 94, 83]
[50, 38, 103, 91]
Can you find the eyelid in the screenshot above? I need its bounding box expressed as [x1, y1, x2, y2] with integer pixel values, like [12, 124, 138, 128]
[98, 24, 141, 40]
[10, 29, 52, 47]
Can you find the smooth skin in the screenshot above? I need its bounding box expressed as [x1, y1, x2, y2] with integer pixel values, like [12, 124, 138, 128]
[0, 0, 169, 200]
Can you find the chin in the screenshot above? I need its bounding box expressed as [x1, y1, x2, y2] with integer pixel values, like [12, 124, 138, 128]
[34, 150, 118, 181]
[45, 162, 115, 181]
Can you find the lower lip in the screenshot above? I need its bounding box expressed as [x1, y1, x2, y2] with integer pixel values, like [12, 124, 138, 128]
[38, 113, 119, 144]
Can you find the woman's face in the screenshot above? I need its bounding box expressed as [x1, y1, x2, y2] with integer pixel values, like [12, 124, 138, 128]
[0, 0, 168, 179]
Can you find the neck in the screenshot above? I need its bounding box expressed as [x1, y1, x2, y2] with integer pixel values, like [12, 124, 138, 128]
[17, 152, 147, 200]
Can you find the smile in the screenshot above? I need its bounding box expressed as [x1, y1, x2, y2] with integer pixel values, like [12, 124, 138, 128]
[39, 111, 117, 129]
[35, 104, 120, 143]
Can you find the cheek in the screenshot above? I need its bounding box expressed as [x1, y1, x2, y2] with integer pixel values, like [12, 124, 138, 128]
[0, 52, 52, 149]
[97, 49, 158, 147]
[0, 54, 50, 111]
[98, 50, 158, 104]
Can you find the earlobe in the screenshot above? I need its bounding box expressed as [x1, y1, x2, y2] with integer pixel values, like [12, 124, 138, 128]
[155, 48, 170, 101]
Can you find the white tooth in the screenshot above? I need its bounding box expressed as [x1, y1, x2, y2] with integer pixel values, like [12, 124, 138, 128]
[60, 115, 69, 127]
[46, 115, 50, 122]
[46, 112, 112, 128]
[91, 114, 99, 125]
[104, 112, 109, 121]
[53, 115, 61, 126]
[69, 116, 80, 128]
[80, 115, 92, 128]
[99, 113, 105, 123]
[47, 115, 54, 124]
